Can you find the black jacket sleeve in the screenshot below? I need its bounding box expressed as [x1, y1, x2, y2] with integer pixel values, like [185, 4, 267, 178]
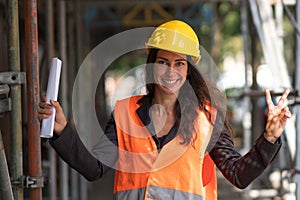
[209, 127, 281, 189]
[49, 115, 118, 181]
[50, 111, 282, 187]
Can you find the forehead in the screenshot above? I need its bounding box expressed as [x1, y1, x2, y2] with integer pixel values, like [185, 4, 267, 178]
[157, 49, 187, 60]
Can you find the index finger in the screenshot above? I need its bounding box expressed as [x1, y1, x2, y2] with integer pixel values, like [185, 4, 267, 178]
[277, 89, 290, 108]
[265, 89, 273, 109]
[41, 96, 47, 102]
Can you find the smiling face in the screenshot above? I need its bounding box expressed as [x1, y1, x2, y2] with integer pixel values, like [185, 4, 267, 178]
[153, 49, 188, 95]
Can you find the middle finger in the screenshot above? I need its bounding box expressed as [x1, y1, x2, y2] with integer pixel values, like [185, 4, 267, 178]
[38, 107, 53, 115]
[277, 89, 290, 108]
[39, 101, 52, 109]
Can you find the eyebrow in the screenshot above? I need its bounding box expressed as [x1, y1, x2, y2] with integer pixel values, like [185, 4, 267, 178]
[156, 57, 187, 62]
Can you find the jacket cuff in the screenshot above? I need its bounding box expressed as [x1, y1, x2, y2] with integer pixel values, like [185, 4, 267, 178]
[255, 133, 282, 167]
[49, 122, 73, 146]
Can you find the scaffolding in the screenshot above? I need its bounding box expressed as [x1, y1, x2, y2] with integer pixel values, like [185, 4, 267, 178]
[0, 0, 300, 199]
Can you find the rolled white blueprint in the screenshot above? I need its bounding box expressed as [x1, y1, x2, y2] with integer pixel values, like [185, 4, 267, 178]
[40, 57, 62, 138]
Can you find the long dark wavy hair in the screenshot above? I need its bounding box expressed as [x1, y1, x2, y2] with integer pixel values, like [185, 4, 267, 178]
[145, 48, 233, 145]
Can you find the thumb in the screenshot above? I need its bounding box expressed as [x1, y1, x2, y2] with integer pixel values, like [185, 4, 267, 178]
[50, 100, 62, 112]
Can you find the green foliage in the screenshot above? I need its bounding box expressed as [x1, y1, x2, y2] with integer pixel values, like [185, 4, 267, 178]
[107, 50, 147, 75]
[222, 36, 243, 57]
[222, 11, 241, 37]
[218, 3, 242, 66]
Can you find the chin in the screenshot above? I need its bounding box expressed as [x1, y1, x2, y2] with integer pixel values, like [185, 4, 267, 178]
[161, 86, 180, 95]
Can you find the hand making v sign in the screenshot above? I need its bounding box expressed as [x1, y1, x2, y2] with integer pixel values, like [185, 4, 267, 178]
[264, 89, 292, 144]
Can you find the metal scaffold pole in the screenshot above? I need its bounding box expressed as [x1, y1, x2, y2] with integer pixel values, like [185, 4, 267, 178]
[249, 0, 290, 89]
[58, 0, 69, 199]
[0, 131, 14, 200]
[45, 1, 58, 200]
[24, 0, 43, 199]
[6, 0, 23, 199]
[0, 85, 13, 200]
[295, 0, 300, 199]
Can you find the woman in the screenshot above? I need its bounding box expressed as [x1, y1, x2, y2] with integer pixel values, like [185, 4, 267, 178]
[38, 20, 291, 200]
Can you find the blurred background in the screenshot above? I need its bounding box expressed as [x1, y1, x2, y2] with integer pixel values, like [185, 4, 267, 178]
[1, 0, 300, 199]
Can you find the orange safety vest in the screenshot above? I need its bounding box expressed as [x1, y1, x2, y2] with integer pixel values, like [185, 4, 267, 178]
[113, 96, 217, 200]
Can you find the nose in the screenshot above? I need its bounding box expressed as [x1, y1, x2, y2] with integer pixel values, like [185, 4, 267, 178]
[165, 63, 176, 75]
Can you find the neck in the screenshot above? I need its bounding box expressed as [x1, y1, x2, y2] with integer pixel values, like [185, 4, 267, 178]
[152, 92, 177, 113]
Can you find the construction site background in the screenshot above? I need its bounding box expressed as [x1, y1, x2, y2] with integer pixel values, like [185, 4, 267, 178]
[1, 0, 300, 199]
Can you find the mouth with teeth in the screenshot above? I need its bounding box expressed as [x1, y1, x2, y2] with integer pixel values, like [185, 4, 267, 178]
[160, 78, 181, 90]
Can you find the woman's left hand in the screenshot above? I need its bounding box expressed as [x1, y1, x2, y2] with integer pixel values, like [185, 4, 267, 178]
[264, 89, 292, 143]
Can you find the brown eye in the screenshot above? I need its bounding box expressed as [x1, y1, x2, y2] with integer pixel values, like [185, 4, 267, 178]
[176, 61, 186, 67]
[157, 60, 168, 65]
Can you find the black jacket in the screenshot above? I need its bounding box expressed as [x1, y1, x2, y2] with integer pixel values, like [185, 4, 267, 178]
[50, 96, 281, 189]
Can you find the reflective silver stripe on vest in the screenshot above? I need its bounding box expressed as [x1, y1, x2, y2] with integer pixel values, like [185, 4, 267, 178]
[115, 188, 146, 200]
[147, 185, 205, 200]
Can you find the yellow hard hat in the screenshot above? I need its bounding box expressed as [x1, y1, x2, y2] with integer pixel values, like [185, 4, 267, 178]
[146, 20, 201, 64]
